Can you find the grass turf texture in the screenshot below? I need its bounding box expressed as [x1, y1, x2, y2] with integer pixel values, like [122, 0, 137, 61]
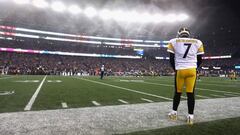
[0, 75, 239, 113]
[117, 117, 240, 135]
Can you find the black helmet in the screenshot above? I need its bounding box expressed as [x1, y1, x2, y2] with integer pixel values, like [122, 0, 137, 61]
[177, 27, 190, 38]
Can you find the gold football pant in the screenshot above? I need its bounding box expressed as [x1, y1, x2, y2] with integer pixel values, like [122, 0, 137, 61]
[176, 68, 197, 93]
[172, 68, 197, 114]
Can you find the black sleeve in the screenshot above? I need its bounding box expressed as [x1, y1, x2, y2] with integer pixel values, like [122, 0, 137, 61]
[169, 53, 175, 70]
[197, 55, 203, 68]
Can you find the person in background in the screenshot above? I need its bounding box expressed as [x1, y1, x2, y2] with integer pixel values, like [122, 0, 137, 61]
[100, 65, 105, 79]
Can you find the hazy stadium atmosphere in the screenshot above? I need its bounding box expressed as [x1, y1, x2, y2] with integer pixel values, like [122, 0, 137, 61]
[0, 0, 239, 135]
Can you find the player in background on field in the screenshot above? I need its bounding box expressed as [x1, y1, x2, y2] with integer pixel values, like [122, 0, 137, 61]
[100, 65, 105, 79]
[229, 70, 237, 80]
[167, 28, 204, 125]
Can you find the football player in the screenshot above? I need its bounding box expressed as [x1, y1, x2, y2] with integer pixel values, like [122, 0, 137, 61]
[167, 28, 204, 125]
[229, 70, 237, 80]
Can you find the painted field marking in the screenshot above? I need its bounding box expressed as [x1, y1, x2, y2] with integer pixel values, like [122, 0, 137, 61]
[1, 97, 240, 135]
[0, 76, 15, 80]
[181, 96, 187, 99]
[196, 95, 210, 99]
[211, 94, 226, 98]
[197, 83, 237, 88]
[118, 99, 129, 104]
[0, 91, 15, 96]
[75, 77, 172, 101]
[201, 80, 240, 84]
[157, 79, 240, 85]
[92, 101, 101, 106]
[47, 80, 62, 83]
[24, 75, 47, 111]
[140, 81, 240, 95]
[15, 80, 39, 83]
[61, 102, 68, 108]
[224, 93, 239, 97]
[119, 80, 144, 82]
[141, 98, 154, 103]
[196, 88, 240, 95]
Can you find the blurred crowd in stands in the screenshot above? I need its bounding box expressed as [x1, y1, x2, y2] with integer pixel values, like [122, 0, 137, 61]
[0, 52, 172, 76]
[0, 52, 239, 77]
[0, 39, 239, 77]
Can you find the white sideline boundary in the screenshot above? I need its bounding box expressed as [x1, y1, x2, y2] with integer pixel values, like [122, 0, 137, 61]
[141, 81, 240, 95]
[0, 97, 240, 135]
[197, 83, 238, 88]
[74, 77, 172, 101]
[24, 75, 47, 111]
[224, 93, 239, 97]
[118, 99, 129, 104]
[158, 79, 240, 84]
[201, 80, 240, 84]
[196, 95, 210, 99]
[210, 94, 226, 98]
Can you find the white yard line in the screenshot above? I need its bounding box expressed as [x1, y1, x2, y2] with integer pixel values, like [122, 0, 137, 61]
[24, 75, 47, 111]
[141, 98, 154, 103]
[224, 93, 239, 97]
[142, 81, 173, 87]
[118, 99, 129, 104]
[61, 102, 68, 108]
[0, 76, 15, 79]
[197, 87, 240, 95]
[141, 81, 240, 95]
[210, 94, 226, 98]
[201, 80, 240, 84]
[181, 96, 187, 99]
[75, 77, 172, 101]
[196, 95, 210, 99]
[92, 101, 101, 106]
[197, 83, 237, 87]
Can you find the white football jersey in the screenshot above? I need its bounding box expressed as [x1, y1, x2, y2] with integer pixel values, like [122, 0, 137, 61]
[101, 66, 104, 71]
[167, 38, 204, 70]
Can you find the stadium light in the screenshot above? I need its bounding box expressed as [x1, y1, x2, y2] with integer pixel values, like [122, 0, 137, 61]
[1, 25, 171, 44]
[84, 7, 97, 18]
[32, 0, 49, 8]
[129, 11, 140, 22]
[13, 0, 30, 4]
[8, 0, 190, 23]
[111, 10, 126, 22]
[51, 1, 66, 12]
[164, 14, 178, 23]
[139, 13, 153, 23]
[152, 14, 164, 23]
[177, 13, 189, 21]
[123, 11, 142, 23]
[68, 5, 82, 14]
[99, 9, 112, 20]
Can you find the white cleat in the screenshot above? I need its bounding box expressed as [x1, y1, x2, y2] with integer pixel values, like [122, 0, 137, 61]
[186, 115, 194, 125]
[168, 111, 177, 121]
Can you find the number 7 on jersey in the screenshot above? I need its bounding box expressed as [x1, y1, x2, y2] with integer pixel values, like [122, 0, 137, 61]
[183, 43, 192, 58]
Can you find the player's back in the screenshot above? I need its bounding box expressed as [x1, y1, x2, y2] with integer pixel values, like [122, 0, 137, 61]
[168, 38, 204, 70]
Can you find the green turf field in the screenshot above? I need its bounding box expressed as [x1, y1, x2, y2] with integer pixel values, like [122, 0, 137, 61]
[118, 117, 240, 135]
[0, 75, 239, 113]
